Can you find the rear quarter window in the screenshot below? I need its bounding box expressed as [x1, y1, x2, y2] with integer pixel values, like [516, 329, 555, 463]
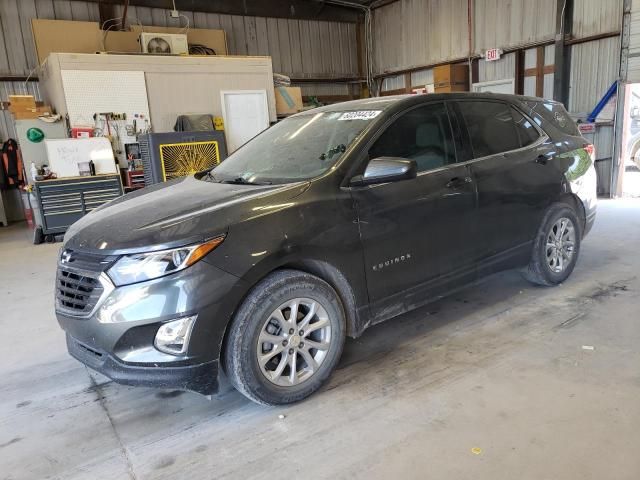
[524, 100, 581, 136]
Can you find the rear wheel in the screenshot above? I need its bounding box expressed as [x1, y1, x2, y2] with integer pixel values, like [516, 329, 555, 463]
[223, 269, 346, 405]
[522, 203, 581, 286]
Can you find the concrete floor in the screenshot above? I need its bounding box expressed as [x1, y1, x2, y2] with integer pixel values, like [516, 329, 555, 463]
[1, 199, 639, 480]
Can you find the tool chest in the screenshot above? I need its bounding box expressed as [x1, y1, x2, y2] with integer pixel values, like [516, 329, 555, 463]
[34, 174, 123, 240]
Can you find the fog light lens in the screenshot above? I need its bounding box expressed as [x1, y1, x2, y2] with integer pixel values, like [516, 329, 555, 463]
[154, 315, 197, 355]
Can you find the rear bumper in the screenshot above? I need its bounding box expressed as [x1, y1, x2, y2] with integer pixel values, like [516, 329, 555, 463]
[67, 334, 219, 394]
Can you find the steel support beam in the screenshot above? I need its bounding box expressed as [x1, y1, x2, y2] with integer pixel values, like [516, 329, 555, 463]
[84, 0, 361, 23]
[553, 0, 574, 106]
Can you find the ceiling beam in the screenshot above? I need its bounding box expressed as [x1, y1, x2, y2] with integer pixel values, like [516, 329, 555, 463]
[85, 0, 362, 23]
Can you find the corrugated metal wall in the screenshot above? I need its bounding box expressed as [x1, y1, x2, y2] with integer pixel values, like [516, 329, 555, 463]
[569, 35, 620, 187]
[569, 37, 620, 114]
[0, 0, 357, 78]
[373, 0, 469, 74]
[573, 0, 623, 39]
[373, 0, 556, 75]
[473, 0, 556, 53]
[478, 52, 515, 83]
[0, 0, 358, 141]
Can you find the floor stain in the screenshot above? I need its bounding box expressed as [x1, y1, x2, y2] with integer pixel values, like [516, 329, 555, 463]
[156, 390, 185, 399]
[554, 312, 587, 330]
[0, 437, 22, 449]
[155, 456, 176, 469]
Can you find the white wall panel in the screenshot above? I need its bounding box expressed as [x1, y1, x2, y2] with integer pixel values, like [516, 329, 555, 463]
[382, 74, 406, 92]
[411, 69, 434, 87]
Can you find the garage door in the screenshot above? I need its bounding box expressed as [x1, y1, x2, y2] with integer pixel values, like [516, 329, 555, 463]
[627, 0, 640, 81]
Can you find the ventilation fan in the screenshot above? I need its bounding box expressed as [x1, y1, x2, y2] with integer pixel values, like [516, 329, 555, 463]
[139, 33, 189, 55]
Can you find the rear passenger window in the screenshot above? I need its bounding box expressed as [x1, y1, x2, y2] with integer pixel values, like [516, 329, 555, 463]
[459, 101, 520, 157]
[511, 107, 540, 147]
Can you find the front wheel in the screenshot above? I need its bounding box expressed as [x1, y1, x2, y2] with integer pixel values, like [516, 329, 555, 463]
[223, 270, 346, 405]
[522, 203, 582, 286]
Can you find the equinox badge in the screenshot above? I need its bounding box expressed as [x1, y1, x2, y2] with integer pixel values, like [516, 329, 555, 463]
[372, 253, 411, 271]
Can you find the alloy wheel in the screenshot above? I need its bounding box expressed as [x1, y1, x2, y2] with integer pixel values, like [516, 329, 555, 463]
[256, 298, 332, 387]
[546, 217, 576, 273]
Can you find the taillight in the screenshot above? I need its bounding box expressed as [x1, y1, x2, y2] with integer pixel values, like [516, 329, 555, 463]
[584, 144, 595, 159]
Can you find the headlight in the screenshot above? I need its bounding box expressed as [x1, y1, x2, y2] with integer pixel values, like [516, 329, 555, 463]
[108, 236, 224, 286]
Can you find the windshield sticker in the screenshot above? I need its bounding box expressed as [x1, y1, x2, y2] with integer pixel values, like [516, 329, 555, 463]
[338, 111, 382, 121]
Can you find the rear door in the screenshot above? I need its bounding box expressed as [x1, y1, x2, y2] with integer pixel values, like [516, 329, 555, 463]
[454, 99, 558, 263]
[350, 102, 477, 308]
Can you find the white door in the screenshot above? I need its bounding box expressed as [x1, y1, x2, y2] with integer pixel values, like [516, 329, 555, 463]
[220, 90, 270, 153]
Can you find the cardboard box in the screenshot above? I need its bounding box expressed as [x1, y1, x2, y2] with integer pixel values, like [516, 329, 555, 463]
[275, 87, 303, 116]
[9, 95, 37, 113]
[32, 19, 101, 64]
[13, 105, 53, 120]
[433, 64, 469, 91]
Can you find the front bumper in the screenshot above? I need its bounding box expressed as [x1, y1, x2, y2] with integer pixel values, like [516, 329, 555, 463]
[67, 334, 219, 394]
[57, 258, 248, 395]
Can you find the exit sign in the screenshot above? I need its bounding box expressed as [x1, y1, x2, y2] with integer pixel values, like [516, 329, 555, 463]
[485, 48, 501, 61]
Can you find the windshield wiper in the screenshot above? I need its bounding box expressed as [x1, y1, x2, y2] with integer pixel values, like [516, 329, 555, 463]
[221, 177, 271, 185]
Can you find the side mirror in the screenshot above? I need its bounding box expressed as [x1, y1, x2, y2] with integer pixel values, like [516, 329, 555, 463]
[351, 157, 417, 186]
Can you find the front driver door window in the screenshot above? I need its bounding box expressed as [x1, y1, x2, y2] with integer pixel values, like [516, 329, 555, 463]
[350, 102, 477, 313]
[369, 103, 457, 172]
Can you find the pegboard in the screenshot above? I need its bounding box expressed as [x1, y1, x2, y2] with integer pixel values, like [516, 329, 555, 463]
[61, 70, 152, 166]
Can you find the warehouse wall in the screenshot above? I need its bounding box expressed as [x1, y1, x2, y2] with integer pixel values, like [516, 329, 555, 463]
[473, 0, 556, 53]
[0, 0, 358, 141]
[373, 0, 469, 74]
[573, 0, 623, 39]
[373, 0, 556, 74]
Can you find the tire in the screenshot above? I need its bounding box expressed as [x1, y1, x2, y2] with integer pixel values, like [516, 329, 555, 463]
[522, 203, 582, 286]
[223, 269, 346, 405]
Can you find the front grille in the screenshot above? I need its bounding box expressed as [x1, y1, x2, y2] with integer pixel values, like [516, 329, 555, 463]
[56, 249, 117, 316]
[59, 249, 118, 272]
[56, 269, 103, 314]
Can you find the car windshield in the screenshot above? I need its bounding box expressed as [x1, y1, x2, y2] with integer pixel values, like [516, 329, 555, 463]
[206, 110, 381, 185]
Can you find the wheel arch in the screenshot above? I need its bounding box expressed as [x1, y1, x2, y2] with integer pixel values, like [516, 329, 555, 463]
[218, 256, 368, 374]
[555, 191, 587, 236]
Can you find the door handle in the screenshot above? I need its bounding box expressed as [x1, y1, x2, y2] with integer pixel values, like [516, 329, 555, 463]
[535, 154, 548, 165]
[446, 176, 472, 189]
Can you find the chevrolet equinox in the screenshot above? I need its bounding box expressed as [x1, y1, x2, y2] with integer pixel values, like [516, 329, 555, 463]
[56, 93, 597, 405]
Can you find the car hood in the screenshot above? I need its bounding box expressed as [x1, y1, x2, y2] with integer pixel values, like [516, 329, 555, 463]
[63, 175, 308, 255]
